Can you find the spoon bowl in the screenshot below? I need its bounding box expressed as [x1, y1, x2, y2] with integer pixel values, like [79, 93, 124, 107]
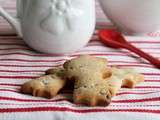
[99, 29, 127, 48]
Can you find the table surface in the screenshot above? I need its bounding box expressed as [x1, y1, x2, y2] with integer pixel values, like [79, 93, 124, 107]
[0, 1, 160, 120]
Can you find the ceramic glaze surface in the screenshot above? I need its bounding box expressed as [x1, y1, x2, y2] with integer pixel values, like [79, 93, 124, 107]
[40, 0, 83, 35]
[0, 0, 95, 54]
[99, 0, 160, 35]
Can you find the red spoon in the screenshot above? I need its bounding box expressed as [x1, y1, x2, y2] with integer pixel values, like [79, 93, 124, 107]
[98, 29, 160, 68]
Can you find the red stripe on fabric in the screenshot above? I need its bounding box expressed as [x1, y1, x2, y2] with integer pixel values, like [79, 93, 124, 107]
[84, 47, 160, 52]
[0, 70, 44, 73]
[135, 86, 160, 89]
[0, 52, 158, 59]
[0, 59, 159, 69]
[0, 96, 70, 102]
[79, 49, 160, 55]
[3, 82, 159, 89]
[0, 76, 37, 79]
[1, 89, 158, 96]
[114, 64, 154, 68]
[117, 91, 159, 96]
[0, 53, 67, 57]
[0, 87, 160, 96]
[1, 103, 160, 108]
[0, 107, 160, 114]
[0, 89, 19, 93]
[0, 60, 158, 69]
[87, 44, 160, 49]
[109, 61, 150, 64]
[0, 58, 136, 63]
[0, 50, 133, 56]
[1, 75, 160, 81]
[0, 64, 60, 67]
[1, 69, 159, 75]
[0, 58, 66, 62]
[89, 40, 160, 44]
[0, 89, 70, 93]
[143, 73, 160, 76]
[1, 96, 160, 103]
[0, 83, 21, 86]
[0, 52, 140, 57]
[145, 80, 160, 82]
[0, 59, 157, 67]
[0, 64, 154, 68]
[113, 97, 160, 103]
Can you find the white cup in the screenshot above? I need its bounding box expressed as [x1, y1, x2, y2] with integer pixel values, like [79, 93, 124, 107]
[99, 0, 160, 35]
[0, 0, 95, 54]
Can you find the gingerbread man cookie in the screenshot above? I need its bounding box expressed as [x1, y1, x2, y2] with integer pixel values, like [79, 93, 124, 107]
[111, 67, 144, 88]
[21, 68, 66, 98]
[64, 55, 116, 106]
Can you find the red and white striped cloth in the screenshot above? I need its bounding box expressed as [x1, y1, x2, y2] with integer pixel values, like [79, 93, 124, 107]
[0, 0, 160, 120]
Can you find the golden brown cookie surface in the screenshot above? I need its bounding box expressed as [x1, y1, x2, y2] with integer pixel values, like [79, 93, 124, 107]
[111, 67, 144, 88]
[21, 68, 66, 98]
[64, 55, 115, 106]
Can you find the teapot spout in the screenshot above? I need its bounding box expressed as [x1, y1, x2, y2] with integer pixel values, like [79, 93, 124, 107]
[0, 6, 22, 37]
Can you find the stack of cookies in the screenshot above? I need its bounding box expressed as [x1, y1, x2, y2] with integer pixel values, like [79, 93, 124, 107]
[21, 55, 144, 106]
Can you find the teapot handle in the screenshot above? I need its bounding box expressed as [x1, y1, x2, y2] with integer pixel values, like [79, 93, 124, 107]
[0, 3, 22, 37]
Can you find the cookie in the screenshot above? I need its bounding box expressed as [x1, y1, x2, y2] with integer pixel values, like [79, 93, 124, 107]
[63, 55, 116, 106]
[21, 55, 144, 106]
[21, 68, 66, 98]
[111, 67, 144, 88]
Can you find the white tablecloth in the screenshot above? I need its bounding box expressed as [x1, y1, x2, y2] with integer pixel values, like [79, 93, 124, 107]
[0, 0, 160, 120]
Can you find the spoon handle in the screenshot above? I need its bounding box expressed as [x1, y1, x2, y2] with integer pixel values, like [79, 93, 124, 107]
[124, 43, 160, 68]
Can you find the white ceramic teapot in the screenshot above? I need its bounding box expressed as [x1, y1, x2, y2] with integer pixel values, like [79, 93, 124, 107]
[0, 0, 95, 54]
